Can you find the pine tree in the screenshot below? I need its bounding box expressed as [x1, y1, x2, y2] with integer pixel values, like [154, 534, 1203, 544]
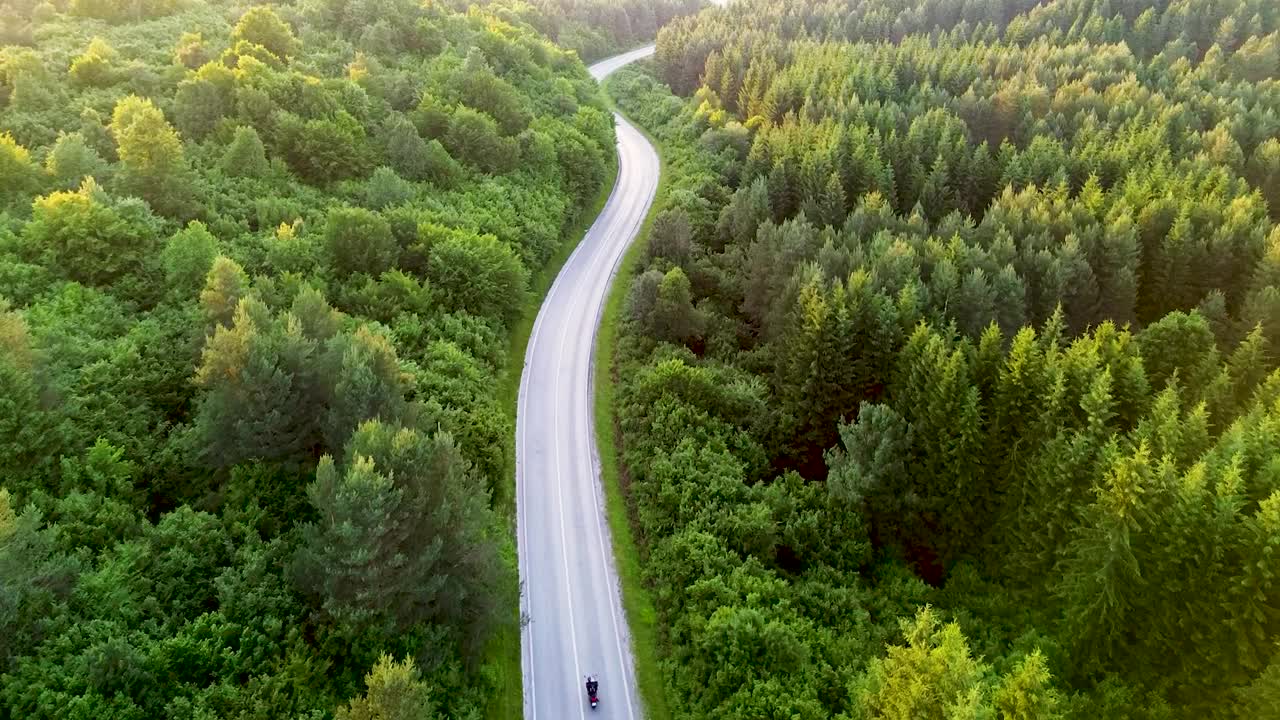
[320, 326, 410, 454]
[652, 266, 703, 344]
[1231, 31, 1280, 83]
[1224, 326, 1272, 411]
[0, 305, 65, 492]
[1054, 442, 1151, 670]
[815, 171, 847, 228]
[294, 421, 510, 650]
[954, 267, 997, 338]
[1246, 139, 1280, 221]
[0, 489, 81, 666]
[739, 216, 822, 340]
[1094, 213, 1139, 327]
[767, 158, 800, 221]
[647, 208, 694, 264]
[919, 156, 953, 223]
[335, 654, 438, 720]
[891, 325, 988, 561]
[625, 269, 665, 327]
[1221, 487, 1280, 683]
[716, 176, 771, 251]
[290, 284, 342, 343]
[990, 265, 1028, 338]
[199, 256, 249, 329]
[829, 404, 911, 509]
[993, 651, 1061, 720]
[193, 298, 326, 467]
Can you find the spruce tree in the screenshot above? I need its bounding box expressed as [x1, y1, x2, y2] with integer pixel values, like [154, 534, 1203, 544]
[850, 607, 991, 720]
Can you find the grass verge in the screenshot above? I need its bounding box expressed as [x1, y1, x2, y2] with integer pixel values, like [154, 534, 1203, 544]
[591, 73, 674, 720]
[482, 121, 618, 720]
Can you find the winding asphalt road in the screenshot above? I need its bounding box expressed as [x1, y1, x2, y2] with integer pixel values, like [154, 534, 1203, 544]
[515, 45, 660, 720]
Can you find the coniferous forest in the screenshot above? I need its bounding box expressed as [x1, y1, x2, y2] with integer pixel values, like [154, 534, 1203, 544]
[0, 0, 703, 717]
[607, 0, 1280, 717]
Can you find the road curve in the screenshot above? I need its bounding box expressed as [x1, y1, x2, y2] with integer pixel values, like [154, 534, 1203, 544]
[515, 45, 660, 720]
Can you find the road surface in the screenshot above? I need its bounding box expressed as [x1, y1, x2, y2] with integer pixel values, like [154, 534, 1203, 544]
[515, 45, 660, 720]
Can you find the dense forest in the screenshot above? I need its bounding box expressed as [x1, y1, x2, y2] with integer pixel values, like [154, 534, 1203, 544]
[0, 0, 709, 717]
[498, 0, 705, 63]
[608, 0, 1280, 717]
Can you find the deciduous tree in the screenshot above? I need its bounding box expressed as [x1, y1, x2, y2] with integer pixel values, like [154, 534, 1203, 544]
[231, 6, 300, 61]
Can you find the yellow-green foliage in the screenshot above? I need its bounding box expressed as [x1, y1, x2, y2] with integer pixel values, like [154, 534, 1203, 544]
[231, 6, 300, 61]
[109, 95, 183, 175]
[335, 654, 436, 720]
[609, 1, 1280, 717]
[851, 608, 1060, 719]
[68, 38, 116, 87]
[0, 488, 14, 542]
[852, 607, 991, 720]
[0, 131, 37, 195]
[173, 32, 209, 70]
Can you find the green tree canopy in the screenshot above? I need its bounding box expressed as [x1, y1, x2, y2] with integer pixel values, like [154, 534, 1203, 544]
[325, 206, 399, 278]
[426, 228, 528, 323]
[231, 6, 300, 61]
[294, 420, 511, 651]
[21, 179, 156, 286]
[336, 654, 438, 720]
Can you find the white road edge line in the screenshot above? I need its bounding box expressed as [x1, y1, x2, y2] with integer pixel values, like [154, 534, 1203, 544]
[518, 304, 539, 720]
